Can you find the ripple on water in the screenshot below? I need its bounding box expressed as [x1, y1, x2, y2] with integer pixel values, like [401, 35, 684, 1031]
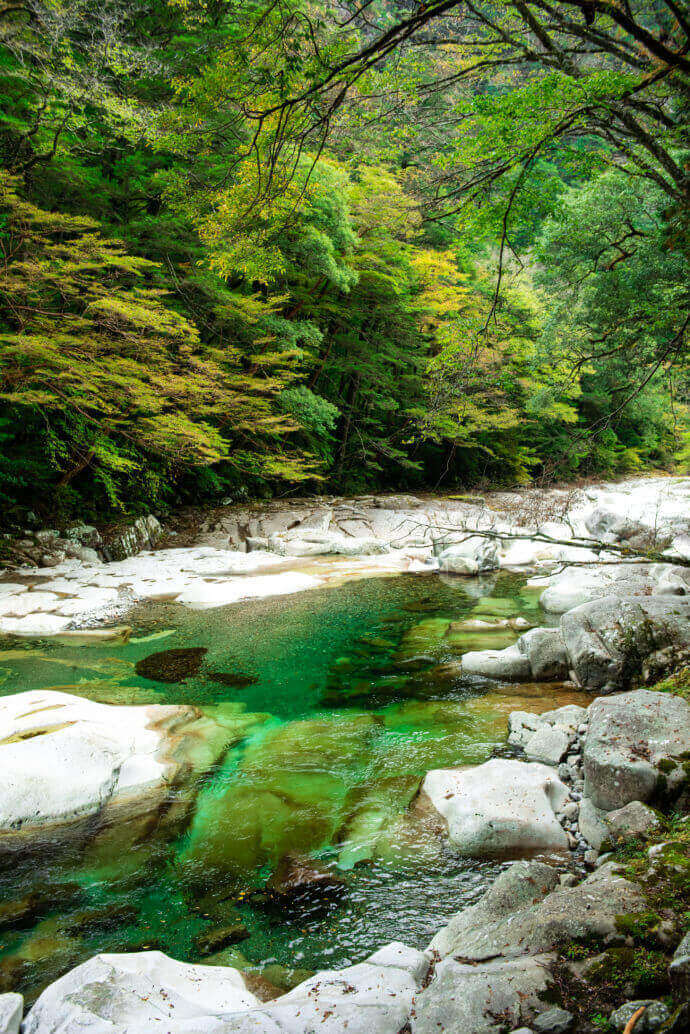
[0, 573, 589, 1001]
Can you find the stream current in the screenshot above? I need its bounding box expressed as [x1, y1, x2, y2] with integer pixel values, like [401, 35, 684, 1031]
[0, 571, 589, 1002]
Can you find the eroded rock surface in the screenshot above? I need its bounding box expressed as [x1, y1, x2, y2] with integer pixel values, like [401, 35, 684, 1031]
[0, 690, 241, 853]
[561, 596, 690, 693]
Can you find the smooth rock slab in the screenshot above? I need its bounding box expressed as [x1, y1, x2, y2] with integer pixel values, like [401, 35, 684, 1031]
[420, 759, 569, 858]
[176, 572, 320, 608]
[583, 690, 690, 811]
[411, 954, 555, 1034]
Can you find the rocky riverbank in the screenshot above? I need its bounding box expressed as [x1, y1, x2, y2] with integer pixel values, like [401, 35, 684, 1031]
[1, 476, 689, 1033]
[1, 475, 689, 638]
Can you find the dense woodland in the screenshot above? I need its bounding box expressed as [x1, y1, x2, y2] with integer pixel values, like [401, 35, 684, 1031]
[0, 0, 688, 521]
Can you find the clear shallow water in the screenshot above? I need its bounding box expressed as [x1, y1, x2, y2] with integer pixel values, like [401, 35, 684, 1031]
[0, 572, 587, 1002]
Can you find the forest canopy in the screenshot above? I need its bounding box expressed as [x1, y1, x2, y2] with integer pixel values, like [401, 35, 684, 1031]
[0, 0, 688, 520]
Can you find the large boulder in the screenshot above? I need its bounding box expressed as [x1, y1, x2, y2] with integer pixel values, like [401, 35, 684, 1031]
[418, 759, 570, 857]
[0, 690, 241, 854]
[410, 954, 556, 1034]
[584, 508, 661, 550]
[560, 595, 690, 692]
[437, 537, 499, 575]
[429, 860, 646, 960]
[583, 690, 690, 811]
[517, 627, 570, 681]
[23, 944, 429, 1034]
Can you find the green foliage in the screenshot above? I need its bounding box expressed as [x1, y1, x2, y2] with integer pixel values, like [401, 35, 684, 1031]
[0, 0, 685, 520]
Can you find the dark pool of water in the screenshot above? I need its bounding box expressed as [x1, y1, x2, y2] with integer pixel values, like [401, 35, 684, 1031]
[0, 572, 585, 1001]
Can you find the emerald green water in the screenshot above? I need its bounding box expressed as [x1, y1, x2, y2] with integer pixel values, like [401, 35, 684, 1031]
[0, 572, 585, 1002]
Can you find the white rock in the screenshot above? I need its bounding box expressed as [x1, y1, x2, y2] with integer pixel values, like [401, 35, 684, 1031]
[420, 759, 570, 857]
[0, 583, 27, 599]
[22, 951, 260, 1034]
[461, 644, 532, 680]
[0, 993, 22, 1034]
[177, 571, 320, 608]
[55, 588, 120, 617]
[23, 944, 429, 1034]
[437, 537, 498, 574]
[0, 591, 61, 617]
[0, 614, 72, 636]
[523, 726, 571, 766]
[0, 691, 213, 849]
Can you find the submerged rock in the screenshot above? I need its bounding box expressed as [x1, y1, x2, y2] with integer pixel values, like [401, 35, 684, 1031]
[194, 923, 250, 956]
[135, 646, 208, 682]
[418, 759, 570, 857]
[265, 854, 345, 905]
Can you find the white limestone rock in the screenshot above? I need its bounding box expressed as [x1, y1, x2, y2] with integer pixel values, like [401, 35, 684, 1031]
[0, 591, 61, 617]
[0, 993, 22, 1034]
[23, 944, 429, 1034]
[176, 571, 320, 608]
[461, 644, 532, 681]
[419, 759, 570, 858]
[22, 951, 260, 1034]
[437, 537, 499, 574]
[0, 690, 230, 852]
[0, 614, 72, 636]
